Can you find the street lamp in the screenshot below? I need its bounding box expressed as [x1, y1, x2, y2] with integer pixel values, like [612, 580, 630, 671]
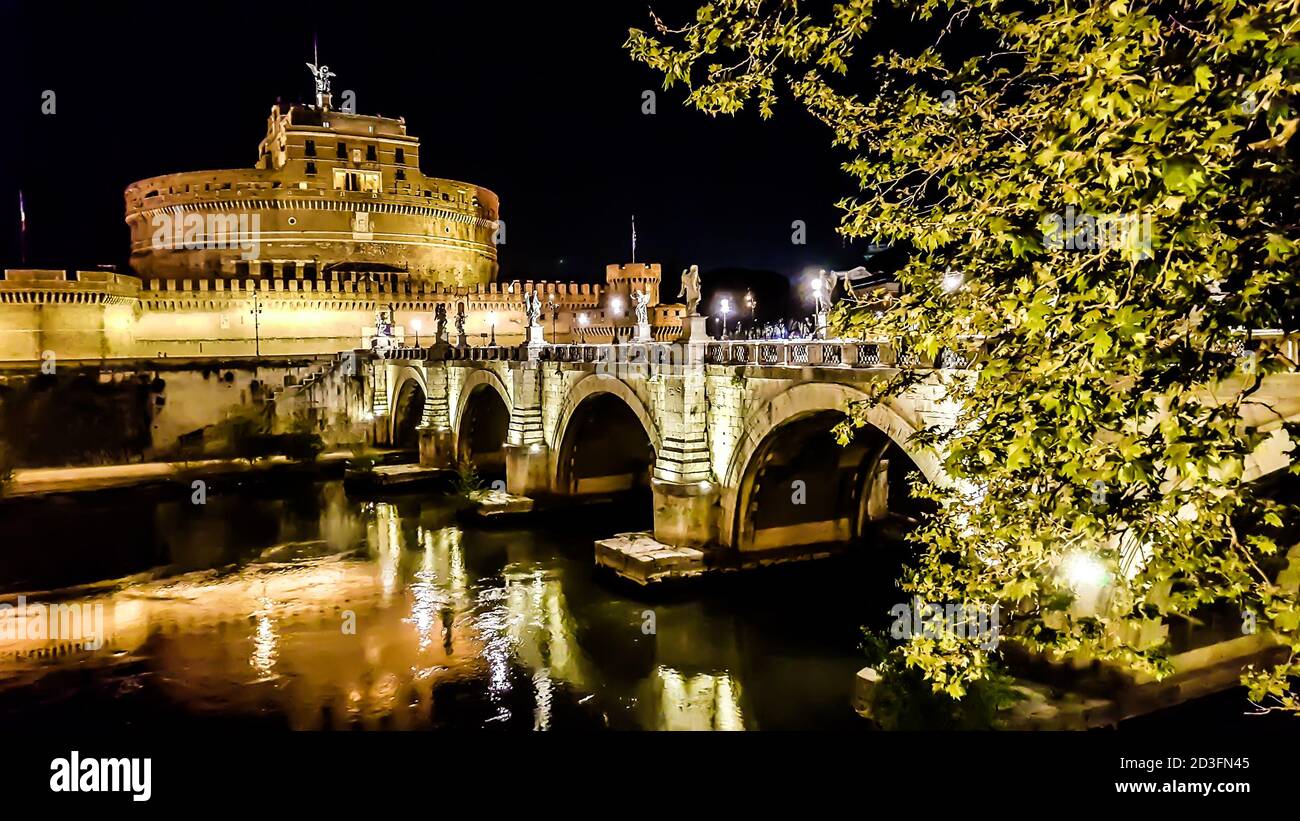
[488, 311, 497, 346]
[411, 317, 422, 347]
[719, 296, 732, 339]
[250, 290, 263, 357]
[578, 312, 589, 344]
[548, 294, 557, 343]
[610, 296, 623, 317]
[942, 270, 964, 293]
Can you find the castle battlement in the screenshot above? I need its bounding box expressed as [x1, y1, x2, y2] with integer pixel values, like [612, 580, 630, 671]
[0, 270, 142, 305]
[136, 275, 605, 301]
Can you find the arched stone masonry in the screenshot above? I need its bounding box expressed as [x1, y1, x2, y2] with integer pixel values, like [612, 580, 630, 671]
[718, 382, 946, 550]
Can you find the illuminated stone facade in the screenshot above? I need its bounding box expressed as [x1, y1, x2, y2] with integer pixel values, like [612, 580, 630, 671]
[124, 100, 500, 286]
[0, 266, 681, 363]
[1, 77, 685, 365]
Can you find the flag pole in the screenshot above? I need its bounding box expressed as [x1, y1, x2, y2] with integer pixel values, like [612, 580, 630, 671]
[18, 190, 27, 265]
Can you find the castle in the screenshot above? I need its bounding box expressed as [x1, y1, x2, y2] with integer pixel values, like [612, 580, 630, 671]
[1, 72, 682, 365]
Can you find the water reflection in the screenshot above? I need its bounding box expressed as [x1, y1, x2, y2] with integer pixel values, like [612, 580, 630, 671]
[651, 667, 745, 731]
[0, 481, 871, 730]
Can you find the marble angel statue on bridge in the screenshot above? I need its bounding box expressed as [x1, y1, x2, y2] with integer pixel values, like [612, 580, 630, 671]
[632, 289, 650, 326]
[678, 264, 702, 316]
[524, 290, 543, 327]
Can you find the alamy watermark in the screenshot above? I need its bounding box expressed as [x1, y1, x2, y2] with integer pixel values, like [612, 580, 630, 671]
[150, 211, 261, 259]
[0, 596, 105, 651]
[889, 597, 1001, 651]
[50, 751, 151, 802]
[1043, 206, 1153, 258]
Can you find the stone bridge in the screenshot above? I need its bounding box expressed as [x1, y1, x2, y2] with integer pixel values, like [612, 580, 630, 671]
[260, 332, 1300, 713]
[292, 333, 1300, 559]
[359, 338, 966, 552]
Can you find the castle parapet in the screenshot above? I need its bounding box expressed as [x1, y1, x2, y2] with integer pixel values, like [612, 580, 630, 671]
[0, 270, 142, 304]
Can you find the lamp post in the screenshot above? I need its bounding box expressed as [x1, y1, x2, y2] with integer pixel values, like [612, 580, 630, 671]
[809, 276, 826, 339]
[744, 290, 755, 334]
[488, 311, 497, 346]
[578, 312, 589, 344]
[719, 297, 731, 339]
[250, 290, 263, 357]
[548, 294, 557, 343]
[411, 317, 421, 347]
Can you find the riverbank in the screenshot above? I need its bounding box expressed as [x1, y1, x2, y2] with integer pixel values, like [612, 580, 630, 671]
[1, 450, 405, 499]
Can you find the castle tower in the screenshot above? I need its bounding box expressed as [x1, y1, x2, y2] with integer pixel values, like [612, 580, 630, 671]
[124, 70, 500, 287]
[604, 263, 661, 324]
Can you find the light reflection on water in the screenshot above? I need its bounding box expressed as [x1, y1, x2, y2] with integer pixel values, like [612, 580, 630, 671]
[0, 481, 873, 731]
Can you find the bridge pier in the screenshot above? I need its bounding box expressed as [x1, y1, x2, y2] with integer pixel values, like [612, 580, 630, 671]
[417, 362, 455, 467]
[651, 479, 719, 548]
[505, 443, 551, 496]
[418, 427, 455, 468]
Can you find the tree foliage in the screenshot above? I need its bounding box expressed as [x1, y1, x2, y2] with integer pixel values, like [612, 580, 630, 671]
[630, 0, 1300, 710]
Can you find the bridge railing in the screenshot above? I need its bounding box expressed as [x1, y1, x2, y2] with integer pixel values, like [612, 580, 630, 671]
[700, 339, 982, 369]
[359, 330, 1300, 375]
[370, 338, 988, 370]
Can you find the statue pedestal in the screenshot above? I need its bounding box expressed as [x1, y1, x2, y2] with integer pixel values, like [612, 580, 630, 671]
[635, 322, 652, 343]
[525, 325, 546, 347]
[677, 315, 710, 343]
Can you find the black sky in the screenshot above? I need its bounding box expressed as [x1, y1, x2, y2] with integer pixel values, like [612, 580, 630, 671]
[3, 0, 872, 299]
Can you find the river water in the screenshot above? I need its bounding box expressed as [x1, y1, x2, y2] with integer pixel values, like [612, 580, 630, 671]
[0, 478, 1280, 731]
[0, 479, 900, 731]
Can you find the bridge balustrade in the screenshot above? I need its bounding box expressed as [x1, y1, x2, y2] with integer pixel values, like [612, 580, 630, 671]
[856, 343, 882, 367]
[377, 338, 982, 372]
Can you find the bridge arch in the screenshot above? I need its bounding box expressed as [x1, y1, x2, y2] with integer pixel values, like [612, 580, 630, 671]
[721, 382, 945, 550]
[454, 368, 513, 474]
[551, 374, 660, 495]
[389, 366, 428, 450]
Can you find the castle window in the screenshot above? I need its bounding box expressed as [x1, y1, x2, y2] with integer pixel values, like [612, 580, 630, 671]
[366, 145, 377, 162]
[235, 261, 250, 278]
[261, 262, 274, 278]
[395, 148, 405, 165]
[337, 141, 347, 158]
[333, 168, 381, 193]
[396, 169, 405, 181]
[305, 140, 316, 157]
[305, 161, 316, 175]
[442, 193, 450, 201]
[282, 262, 297, 279]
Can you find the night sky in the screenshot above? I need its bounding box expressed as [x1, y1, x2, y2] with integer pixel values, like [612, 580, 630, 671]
[3, 1, 878, 313]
